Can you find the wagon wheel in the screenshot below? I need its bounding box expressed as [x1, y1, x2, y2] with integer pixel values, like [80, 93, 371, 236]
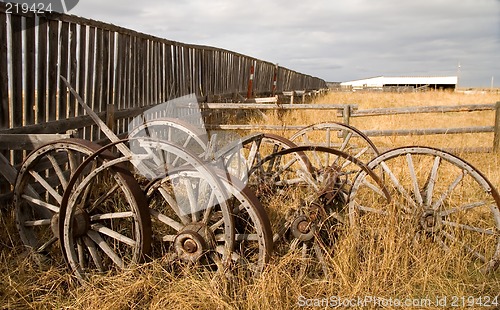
[290, 122, 379, 163]
[215, 132, 309, 184]
[128, 118, 208, 159]
[59, 140, 152, 281]
[147, 168, 272, 275]
[348, 146, 500, 273]
[248, 146, 386, 277]
[14, 138, 103, 265]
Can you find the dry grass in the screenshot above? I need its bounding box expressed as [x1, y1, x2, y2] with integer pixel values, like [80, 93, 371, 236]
[2, 90, 500, 309]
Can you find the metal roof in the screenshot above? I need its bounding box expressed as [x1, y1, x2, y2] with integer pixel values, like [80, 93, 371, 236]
[341, 76, 458, 87]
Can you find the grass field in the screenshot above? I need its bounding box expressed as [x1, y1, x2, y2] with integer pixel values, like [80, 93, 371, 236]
[1, 90, 500, 309]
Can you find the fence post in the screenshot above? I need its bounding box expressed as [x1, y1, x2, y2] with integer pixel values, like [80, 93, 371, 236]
[343, 105, 351, 126]
[247, 65, 254, 99]
[106, 103, 115, 132]
[493, 102, 500, 152]
[272, 64, 278, 97]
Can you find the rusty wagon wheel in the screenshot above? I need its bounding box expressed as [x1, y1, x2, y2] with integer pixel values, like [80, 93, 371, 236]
[146, 168, 273, 276]
[348, 146, 500, 273]
[248, 146, 386, 277]
[289, 122, 379, 163]
[14, 138, 104, 265]
[58, 140, 152, 281]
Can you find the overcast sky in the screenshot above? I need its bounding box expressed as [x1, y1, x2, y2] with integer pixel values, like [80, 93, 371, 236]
[71, 0, 500, 87]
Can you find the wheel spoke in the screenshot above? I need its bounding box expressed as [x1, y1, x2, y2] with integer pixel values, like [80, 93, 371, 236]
[21, 194, 59, 213]
[424, 156, 441, 207]
[439, 201, 489, 217]
[442, 220, 496, 235]
[83, 235, 104, 272]
[182, 135, 193, 148]
[441, 230, 487, 263]
[47, 154, 68, 188]
[77, 238, 86, 268]
[144, 145, 165, 167]
[24, 218, 52, 227]
[87, 230, 125, 268]
[436, 231, 451, 252]
[356, 203, 389, 216]
[29, 170, 63, 204]
[380, 161, 416, 212]
[310, 150, 324, 170]
[406, 153, 423, 206]
[202, 191, 216, 224]
[162, 235, 176, 242]
[432, 171, 466, 210]
[246, 140, 261, 170]
[88, 184, 121, 214]
[36, 236, 58, 253]
[158, 186, 190, 224]
[338, 131, 352, 152]
[182, 178, 201, 222]
[210, 218, 225, 231]
[313, 241, 329, 275]
[90, 211, 134, 221]
[270, 157, 299, 181]
[149, 208, 184, 231]
[352, 146, 370, 159]
[323, 129, 332, 164]
[67, 149, 78, 173]
[91, 223, 137, 247]
[361, 176, 387, 198]
[235, 234, 259, 241]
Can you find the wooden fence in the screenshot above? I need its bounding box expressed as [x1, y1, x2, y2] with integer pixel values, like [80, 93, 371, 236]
[203, 102, 500, 153]
[0, 3, 328, 201]
[0, 3, 326, 135]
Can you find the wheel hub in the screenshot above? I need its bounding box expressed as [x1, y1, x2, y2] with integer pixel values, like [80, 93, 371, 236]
[174, 224, 215, 263]
[291, 216, 315, 241]
[72, 209, 91, 237]
[419, 210, 443, 233]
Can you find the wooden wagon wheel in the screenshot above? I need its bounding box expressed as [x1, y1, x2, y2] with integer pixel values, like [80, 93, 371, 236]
[214, 132, 309, 184]
[128, 117, 209, 159]
[248, 146, 387, 277]
[58, 140, 153, 281]
[146, 168, 273, 276]
[14, 138, 104, 265]
[348, 146, 500, 273]
[135, 137, 272, 275]
[289, 122, 379, 163]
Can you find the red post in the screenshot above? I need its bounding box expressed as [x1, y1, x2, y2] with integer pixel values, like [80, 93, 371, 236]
[247, 65, 254, 99]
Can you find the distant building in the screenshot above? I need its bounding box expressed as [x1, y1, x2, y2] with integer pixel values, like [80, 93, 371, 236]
[340, 76, 458, 92]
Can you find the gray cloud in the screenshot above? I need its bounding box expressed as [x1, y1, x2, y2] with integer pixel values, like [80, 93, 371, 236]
[72, 0, 500, 87]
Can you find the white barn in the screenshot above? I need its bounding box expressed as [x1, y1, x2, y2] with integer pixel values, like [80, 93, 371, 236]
[340, 76, 458, 91]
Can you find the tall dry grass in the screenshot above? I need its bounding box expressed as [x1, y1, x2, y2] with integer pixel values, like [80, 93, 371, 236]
[1, 90, 500, 309]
